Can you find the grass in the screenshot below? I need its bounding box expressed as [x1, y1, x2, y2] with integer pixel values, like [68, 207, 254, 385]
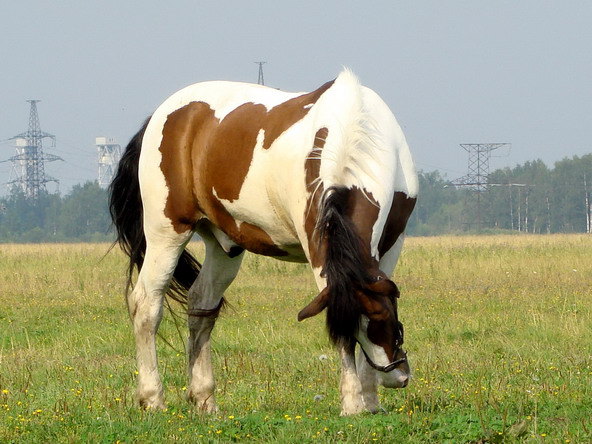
[0, 235, 590, 443]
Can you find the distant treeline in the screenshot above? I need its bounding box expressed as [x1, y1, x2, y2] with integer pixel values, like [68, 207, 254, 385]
[0, 182, 111, 242]
[1, 154, 591, 242]
[408, 154, 592, 235]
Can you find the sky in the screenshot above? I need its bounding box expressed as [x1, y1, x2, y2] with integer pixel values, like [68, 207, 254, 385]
[1, 1, 591, 195]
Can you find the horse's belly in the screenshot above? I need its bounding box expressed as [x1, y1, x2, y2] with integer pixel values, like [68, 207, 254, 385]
[216, 202, 305, 261]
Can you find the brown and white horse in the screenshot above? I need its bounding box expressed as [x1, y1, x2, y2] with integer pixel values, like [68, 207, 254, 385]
[109, 69, 417, 415]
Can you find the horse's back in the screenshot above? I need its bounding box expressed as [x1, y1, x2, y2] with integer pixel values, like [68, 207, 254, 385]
[138, 80, 326, 258]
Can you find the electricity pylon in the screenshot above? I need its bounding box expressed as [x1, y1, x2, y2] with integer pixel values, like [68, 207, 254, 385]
[6, 100, 62, 198]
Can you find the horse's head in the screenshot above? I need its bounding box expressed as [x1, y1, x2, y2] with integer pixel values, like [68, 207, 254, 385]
[355, 274, 410, 388]
[298, 272, 410, 388]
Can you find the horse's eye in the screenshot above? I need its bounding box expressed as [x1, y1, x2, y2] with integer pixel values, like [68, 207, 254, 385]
[376, 275, 384, 281]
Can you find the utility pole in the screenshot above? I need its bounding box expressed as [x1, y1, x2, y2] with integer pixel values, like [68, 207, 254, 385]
[584, 173, 591, 233]
[451, 143, 510, 231]
[255, 61, 266, 85]
[505, 182, 529, 232]
[5, 100, 63, 198]
[546, 195, 551, 234]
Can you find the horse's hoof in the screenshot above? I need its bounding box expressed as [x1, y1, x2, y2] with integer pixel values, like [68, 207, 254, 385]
[138, 398, 166, 410]
[340, 401, 366, 416]
[187, 391, 218, 414]
[136, 387, 165, 410]
[369, 405, 388, 414]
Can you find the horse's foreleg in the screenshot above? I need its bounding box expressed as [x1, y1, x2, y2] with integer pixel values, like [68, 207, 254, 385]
[339, 341, 366, 415]
[187, 231, 243, 413]
[356, 348, 382, 413]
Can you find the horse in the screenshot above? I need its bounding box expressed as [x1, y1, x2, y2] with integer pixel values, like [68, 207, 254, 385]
[109, 69, 418, 416]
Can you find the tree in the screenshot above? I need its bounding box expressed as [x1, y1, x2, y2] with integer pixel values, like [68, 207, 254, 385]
[58, 182, 111, 239]
[0, 181, 112, 242]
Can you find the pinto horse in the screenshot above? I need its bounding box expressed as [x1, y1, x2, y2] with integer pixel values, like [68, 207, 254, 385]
[109, 70, 417, 415]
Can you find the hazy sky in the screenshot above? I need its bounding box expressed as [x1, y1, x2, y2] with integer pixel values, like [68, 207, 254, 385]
[1, 1, 591, 195]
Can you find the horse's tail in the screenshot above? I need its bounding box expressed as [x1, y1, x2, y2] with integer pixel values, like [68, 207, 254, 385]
[109, 117, 201, 304]
[318, 186, 374, 345]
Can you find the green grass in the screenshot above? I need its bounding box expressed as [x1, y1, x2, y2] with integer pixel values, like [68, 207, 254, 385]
[0, 236, 591, 443]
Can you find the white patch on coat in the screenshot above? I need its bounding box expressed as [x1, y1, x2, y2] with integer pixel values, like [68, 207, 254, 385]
[379, 236, 405, 277]
[212, 128, 302, 248]
[356, 316, 392, 367]
[138, 113, 176, 234]
[356, 317, 410, 389]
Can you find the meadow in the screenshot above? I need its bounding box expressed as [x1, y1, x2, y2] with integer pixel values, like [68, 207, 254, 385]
[0, 235, 590, 443]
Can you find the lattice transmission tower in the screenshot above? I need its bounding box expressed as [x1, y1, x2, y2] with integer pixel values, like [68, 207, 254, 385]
[451, 143, 510, 231]
[6, 100, 63, 198]
[96, 137, 121, 187]
[255, 61, 266, 85]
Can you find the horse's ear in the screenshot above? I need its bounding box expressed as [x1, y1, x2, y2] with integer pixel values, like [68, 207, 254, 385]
[298, 287, 330, 321]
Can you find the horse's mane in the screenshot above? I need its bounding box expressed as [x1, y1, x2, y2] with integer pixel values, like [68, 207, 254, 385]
[318, 69, 383, 193]
[318, 186, 374, 345]
[309, 70, 386, 345]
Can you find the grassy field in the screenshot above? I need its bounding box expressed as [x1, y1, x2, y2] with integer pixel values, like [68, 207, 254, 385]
[0, 235, 590, 443]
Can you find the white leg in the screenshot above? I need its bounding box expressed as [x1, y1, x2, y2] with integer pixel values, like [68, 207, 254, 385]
[339, 341, 366, 415]
[186, 230, 243, 412]
[356, 348, 382, 413]
[128, 231, 191, 409]
[379, 235, 405, 277]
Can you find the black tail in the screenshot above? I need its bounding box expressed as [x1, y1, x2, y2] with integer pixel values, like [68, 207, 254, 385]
[108, 117, 201, 304]
[318, 186, 374, 344]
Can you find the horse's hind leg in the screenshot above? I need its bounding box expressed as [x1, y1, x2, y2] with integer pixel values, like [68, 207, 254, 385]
[186, 228, 243, 412]
[128, 229, 192, 409]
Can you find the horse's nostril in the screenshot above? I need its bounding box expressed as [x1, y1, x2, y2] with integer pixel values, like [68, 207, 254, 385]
[399, 375, 409, 387]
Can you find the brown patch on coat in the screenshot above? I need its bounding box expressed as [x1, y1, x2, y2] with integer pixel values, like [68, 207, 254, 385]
[159, 101, 214, 233]
[342, 187, 417, 259]
[262, 80, 334, 149]
[344, 190, 417, 259]
[304, 183, 381, 269]
[158, 80, 335, 256]
[303, 127, 328, 268]
[345, 187, 380, 261]
[377, 192, 417, 256]
[362, 278, 402, 360]
[302, 182, 416, 267]
[202, 79, 334, 202]
[199, 102, 267, 202]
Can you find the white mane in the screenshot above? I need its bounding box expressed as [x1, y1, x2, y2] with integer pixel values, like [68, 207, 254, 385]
[309, 70, 400, 209]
